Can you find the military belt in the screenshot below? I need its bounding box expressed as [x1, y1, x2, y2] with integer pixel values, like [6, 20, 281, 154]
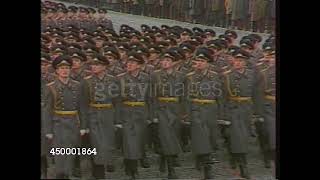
[228, 96, 252, 103]
[89, 103, 113, 109]
[265, 95, 275, 101]
[54, 110, 78, 116]
[123, 101, 145, 107]
[191, 99, 217, 105]
[158, 97, 179, 103]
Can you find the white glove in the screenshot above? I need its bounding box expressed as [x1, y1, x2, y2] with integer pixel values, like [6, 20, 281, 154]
[115, 124, 123, 129]
[153, 118, 159, 123]
[85, 129, 90, 133]
[218, 120, 231, 125]
[257, 117, 264, 122]
[147, 120, 152, 124]
[45, 134, 53, 139]
[183, 121, 191, 125]
[80, 129, 86, 136]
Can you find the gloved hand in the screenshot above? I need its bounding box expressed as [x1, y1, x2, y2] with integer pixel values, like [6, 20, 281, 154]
[152, 118, 159, 123]
[45, 134, 53, 144]
[217, 119, 231, 126]
[115, 124, 123, 129]
[80, 129, 87, 136]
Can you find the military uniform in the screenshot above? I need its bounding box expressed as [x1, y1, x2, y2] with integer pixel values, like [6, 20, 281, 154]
[44, 56, 87, 178]
[185, 50, 224, 179]
[81, 56, 120, 178]
[41, 78, 49, 178]
[150, 51, 185, 179]
[255, 44, 276, 168]
[258, 62, 275, 157]
[222, 50, 259, 179]
[117, 53, 151, 178]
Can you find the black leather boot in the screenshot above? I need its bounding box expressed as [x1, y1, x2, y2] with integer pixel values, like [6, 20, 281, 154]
[239, 154, 250, 179]
[140, 157, 151, 168]
[172, 155, 181, 167]
[72, 155, 81, 178]
[41, 155, 47, 179]
[167, 156, 178, 179]
[204, 164, 214, 179]
[93, 164, 105, 179]
[159, 155, 166, 173]
[106, 163, 115, 172]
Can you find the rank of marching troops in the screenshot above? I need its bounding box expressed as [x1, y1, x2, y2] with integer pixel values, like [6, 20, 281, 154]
[41, 1, 276, 179]
[56, 0, 275, 33]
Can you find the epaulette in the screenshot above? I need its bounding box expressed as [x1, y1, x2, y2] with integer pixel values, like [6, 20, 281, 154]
[117, 72, 126, 77]
[106, 73, 115, 79]
[261, 66, 270, 73]
[222, 69, 232, 76]
[140, 71, 149, 77]
[46, 81, 55, 87]
[154, 69, 161, 73]
[208, 70, 218, 75]
[70, 79, 80, 84]
[84, 75, 92, 80]
[186, 71, 195, 77]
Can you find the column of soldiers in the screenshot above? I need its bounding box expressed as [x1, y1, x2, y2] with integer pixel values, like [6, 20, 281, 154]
[41, 1, 276, 179]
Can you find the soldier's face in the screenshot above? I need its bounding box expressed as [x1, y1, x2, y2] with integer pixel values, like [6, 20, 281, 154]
[160, 57, 175, 69]
[56, 65, 71, 78]
[105, 55, 116, 65]
[126, 61, 141, 72]
[180, 34, 190, 42]
[95, 40, 104, 48]
[91, 63, 106, 74]
[41, 62, 50, 73]
[155, 36, 163, 42]
[241, 46, 253, 53]
[233, 58, 246, 69]
[149, 53, 159, 61]
[130, 37, 139, 43]
[71, 58, 83, 69]
[119, 50, 127, 59]
[185, 52, 193, 59]
[194, 59, 208, 70]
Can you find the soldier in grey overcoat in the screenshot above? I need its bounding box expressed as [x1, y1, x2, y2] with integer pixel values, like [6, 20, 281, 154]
[222, 49, 259, 179]
[150, 49, 184, 179]
[185, 48, 224, 179]
[256, 42, 276, 169]
[80, 54, 120, 178]
[116, 52, 151, 179]
[44, 55, 87, 179]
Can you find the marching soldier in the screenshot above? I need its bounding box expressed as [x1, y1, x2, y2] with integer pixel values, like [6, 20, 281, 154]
[103, 47, 126, 76]
[117, 52, 151, 179]
[69, 50, 91, 82]
[256, 42, 276, 169]
[185, 48, 224, 179]
[41, 53, 55, 179]
[81, 54, 120, 178]
[150, 49, 184, 179]
[44, 55, 87, 178]
[222, 49, 260, 179]
[41, 53, 56, 83]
